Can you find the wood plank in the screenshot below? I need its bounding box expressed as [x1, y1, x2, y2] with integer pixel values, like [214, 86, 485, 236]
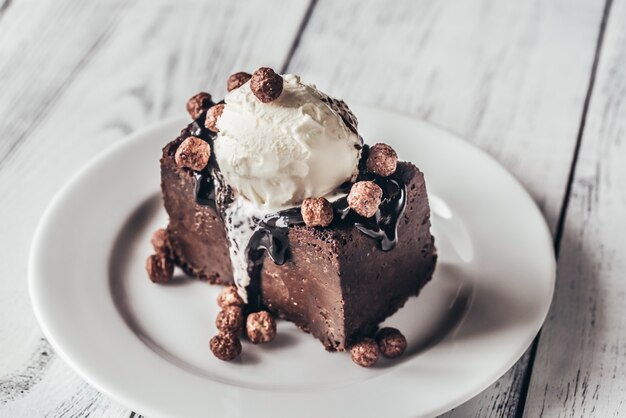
[285, 0, 605, 416]
[0, 0, 310, 415]
[0, 0, 13, 21]
[523, 0, 626, 415]
[442, 352, 533, 418]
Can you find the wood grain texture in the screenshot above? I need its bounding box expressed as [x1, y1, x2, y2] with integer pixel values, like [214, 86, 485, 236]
[0, 0, 619, 417]
[289, 0, 604, 234]
[0, 0, 12, 20]
[285, 1, 605, 416]
[0, 0, 310, 416]
[523, 0, 626, 415]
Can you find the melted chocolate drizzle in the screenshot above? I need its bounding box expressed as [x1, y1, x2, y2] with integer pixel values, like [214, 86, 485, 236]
[358, 178, 406, 250]
[241, 176, 406, 276]
[246, 208, 305, 268]
[333, 176, 406, 251]
[193, 164, 407, 267]
[243, 208, 305, 311]
[181, 101, 407, 304]
[188, 101, 228, 209]
[194, 172, 216, 209]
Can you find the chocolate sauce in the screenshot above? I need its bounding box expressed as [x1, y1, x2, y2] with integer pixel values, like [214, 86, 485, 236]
[188, 98, 224, 144]
[240, 175, 406, 274]
[246, 208, 305, 268]
[332, 177, 406, 251]
[354, 177, 406, 251]
[194, 172, 216, 209]
[196, 172, 407, 274]
[188, 103, 225, 207]
[189, 110, 216, 143]
[243, 208, 305, 310]
[184, 100, 406, 302]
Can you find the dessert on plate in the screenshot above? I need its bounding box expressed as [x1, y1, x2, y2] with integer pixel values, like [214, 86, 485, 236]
[146, 68, 437, 366]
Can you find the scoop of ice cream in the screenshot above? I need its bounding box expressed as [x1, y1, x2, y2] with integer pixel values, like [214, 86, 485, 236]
[214, 74, 361, 209]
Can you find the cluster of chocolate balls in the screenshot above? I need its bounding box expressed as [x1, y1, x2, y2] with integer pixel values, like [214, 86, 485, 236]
[179, 66, 400, 231]
[175, 67, 285, 174]
[146, 228, 405, 367]
[148, 68, 408, 366]
[187, 67, 283, 118]
[210, 285, 277, 361]
[350, 327, 407, 367]
[301, 142, 399, 228]
[145, 229, 276, 362]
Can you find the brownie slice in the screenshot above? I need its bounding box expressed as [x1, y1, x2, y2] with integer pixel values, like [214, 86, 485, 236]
[161, 137, 436, 351]
[260, 163, 436, 350]
[161, 136, 233, 284]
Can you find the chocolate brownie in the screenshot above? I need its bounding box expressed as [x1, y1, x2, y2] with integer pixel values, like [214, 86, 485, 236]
[160, 117, 436, 351]
[148, 69, 437, 362]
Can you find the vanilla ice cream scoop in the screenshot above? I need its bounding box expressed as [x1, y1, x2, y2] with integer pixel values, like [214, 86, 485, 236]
[214, 74, 361, 209]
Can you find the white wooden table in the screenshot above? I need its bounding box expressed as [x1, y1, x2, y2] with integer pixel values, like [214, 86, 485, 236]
[1, 0, 625, 416]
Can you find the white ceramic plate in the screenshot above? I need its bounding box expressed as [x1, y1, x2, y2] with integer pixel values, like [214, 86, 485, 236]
[29, 106, 555, 418]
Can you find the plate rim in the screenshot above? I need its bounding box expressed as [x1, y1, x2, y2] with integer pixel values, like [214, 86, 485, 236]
[28, 106, 556, 418]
